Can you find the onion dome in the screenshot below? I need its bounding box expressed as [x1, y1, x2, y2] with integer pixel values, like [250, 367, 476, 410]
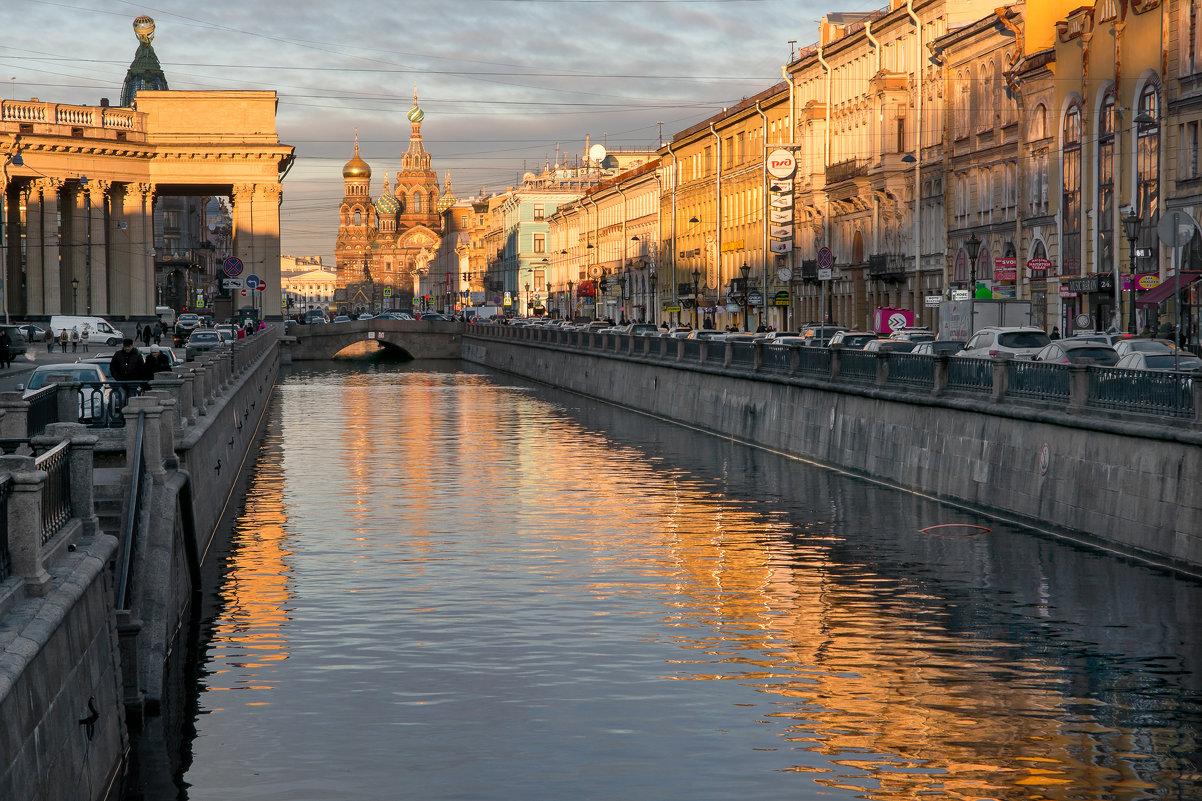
[343, 131, 371, 179]
[407, 88, 424, 124]
[375, 179, 399, 215]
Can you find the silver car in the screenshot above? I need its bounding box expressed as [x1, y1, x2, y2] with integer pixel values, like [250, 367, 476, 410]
[957, 326, 1051, 359]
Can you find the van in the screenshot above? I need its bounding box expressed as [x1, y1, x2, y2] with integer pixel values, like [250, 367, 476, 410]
[155, 306, 176, 328]
[48, 315, 125, 346]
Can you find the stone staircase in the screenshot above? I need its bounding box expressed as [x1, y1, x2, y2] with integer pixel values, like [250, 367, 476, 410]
[92, 467, 127, 538]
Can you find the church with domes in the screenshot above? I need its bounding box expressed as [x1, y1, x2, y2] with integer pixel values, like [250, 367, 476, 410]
[334, 91, 453, 315]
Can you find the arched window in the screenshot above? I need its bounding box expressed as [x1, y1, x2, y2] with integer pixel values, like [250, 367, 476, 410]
[958, 73, 970, 139]
[412, 192, 422, 213]
[1061, 106, 1082, 276]
[354, 208, 362, 226]
[1136, 83, 1160, 265]
[1030, 104, 1048, 140]
[1097, 92, 1115, 274]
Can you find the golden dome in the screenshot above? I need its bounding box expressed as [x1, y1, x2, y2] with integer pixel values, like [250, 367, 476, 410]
[342, 132, 371, 180]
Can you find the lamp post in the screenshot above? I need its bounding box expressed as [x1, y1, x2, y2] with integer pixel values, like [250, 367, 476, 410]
[739, 262, 751, 331]
[71, 277, 79, 315]
[648, 272, 658, 325]
[965, 232, 981, 335]
[1121, 207, 1141, 335]
[567, 280, 574, 320]
[597, 270, 609, 321]
[691, 266, 702, 328]
[524, 282, 531, 317]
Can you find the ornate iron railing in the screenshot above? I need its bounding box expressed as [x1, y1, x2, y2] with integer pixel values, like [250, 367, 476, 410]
[1008, 360, 1070, 401]
[839, 350, 878, 382]
[34, 440, 70, 545]
[946, 358, 993, 393]
[887, 352, 935, 389]
[1089, 367, 1194, 418]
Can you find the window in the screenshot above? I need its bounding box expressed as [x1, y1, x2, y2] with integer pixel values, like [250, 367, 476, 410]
[533, 233, 546, 253]
[412, 193, 422, 213]
[534, 270, 545, 292]
[1097, 93, 1114, 274]
[1189, 1, 1202, 75]
[1136, 84, 1161, 265]
[1061, 106, 1082, 276]
[533, 203, 545, 220]
[1030, 104, 1048, 140]
[1184, 121, 1200, 179]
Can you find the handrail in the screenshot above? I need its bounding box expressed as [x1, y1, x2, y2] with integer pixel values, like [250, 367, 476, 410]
[0, 474, 12, 583]
[116, 411, 146, 610]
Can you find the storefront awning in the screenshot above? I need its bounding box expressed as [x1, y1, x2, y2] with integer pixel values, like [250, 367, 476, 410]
[1135, 272, 1202, 306]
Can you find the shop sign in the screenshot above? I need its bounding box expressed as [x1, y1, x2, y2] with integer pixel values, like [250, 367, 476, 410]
[1059, 286, 1079, 298]
[1138, 274, 1162, 290]
[766, 149, 798, 179]
[1027, 257, 1052, 273]
[994, 257, 1017, 281]
[1066, 276, 1099, 293]
[773, 290, 790, 306]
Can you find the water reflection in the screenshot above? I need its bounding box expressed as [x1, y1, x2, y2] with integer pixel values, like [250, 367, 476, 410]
[173, 361, 1202, 801]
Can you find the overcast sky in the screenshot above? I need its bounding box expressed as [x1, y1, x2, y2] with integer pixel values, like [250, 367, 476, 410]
[2, 0, 826, 263]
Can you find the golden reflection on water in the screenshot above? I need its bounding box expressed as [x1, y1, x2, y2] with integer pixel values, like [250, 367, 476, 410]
[203, 367, 1196, 800]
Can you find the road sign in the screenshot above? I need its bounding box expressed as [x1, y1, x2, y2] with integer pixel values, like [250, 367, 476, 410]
[245, 274, 262, 290]
[1158, 210, 1196, 248]
[384, 288, 392, 297]
[766, 149, 798, 179]
[222, 257, 244, 278]
[222, 278, 243, 289]
[818, 267, 833, 281]
[817, 246, 834, 269]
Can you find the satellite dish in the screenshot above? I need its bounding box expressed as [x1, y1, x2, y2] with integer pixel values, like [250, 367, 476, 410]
[588, 144, 607, 165]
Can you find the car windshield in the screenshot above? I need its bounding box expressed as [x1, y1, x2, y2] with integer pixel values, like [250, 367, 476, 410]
[1145, 354, 1202, 369]
[191, 332, 219, 342]
[932, 341, 965, 354]
[844, 335, 877, 346]
[997, 331, 1051, 348]
[1129, 341, 1172, 352]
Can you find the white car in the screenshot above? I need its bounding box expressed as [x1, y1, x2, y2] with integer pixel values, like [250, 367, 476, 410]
[20, 363, 113, 422]
[957, 326, 1051, 359]
[1115, 352, 1202, 371]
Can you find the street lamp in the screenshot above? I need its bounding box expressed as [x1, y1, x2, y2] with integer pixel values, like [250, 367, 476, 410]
[597, 270, 609, 321]
[739, 262, 751, 331]
[648, 272, 658, 325]
[71, 277, 79, 315]
[965, 232, 981, 293]
[567, 280, 574, 320]
[525, 281, 531, 317]
[1121, 207, 1142, 335]
[691, 266, 702, 328]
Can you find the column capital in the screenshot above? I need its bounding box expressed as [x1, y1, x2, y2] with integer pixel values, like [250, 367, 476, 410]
[33, 177, 64, 195]
[135, 182, 155, 200]
[258, 183, 282, 204]
[232, 183, 255, 204]
[88, 178, 113, 197]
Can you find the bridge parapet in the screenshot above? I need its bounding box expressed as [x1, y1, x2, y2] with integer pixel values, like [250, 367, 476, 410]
[286, 318, 464, 361]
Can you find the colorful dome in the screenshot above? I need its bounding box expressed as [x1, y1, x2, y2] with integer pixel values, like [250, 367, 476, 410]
[375, 181, 399, 215]
[407, 87, 424, 123]
[343, 133, 371, 179]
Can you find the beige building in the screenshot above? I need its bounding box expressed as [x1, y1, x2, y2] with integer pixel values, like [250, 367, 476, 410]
[281, 257, 336, 315]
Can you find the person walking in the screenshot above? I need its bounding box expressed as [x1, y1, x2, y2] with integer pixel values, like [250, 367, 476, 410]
[46, 328, 56, 353]
[152, 321, 162, 345]
[58, 327, 69, 352]
[109, 339, 145, 382]
[1050, 326, 1061, 340]
[0, 329, 11, 370]
[79, 326, 90, 352]
[70, 327, 79, 352]
[141, 323, 152, 348]
[136, 322, 143, 342]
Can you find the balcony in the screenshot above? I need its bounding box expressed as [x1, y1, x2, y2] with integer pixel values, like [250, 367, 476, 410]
[826, 158, 869, 185]
[867, 254, 907, 283]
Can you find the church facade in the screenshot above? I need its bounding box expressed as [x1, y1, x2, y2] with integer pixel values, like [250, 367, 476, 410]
[334, 93, 452, 315]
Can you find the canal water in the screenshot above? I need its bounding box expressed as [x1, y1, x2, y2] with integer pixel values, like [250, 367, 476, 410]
[161, 360, 1202, 800]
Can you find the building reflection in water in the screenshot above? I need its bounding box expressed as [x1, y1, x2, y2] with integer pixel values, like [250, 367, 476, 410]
[193, 364, 1200, 801]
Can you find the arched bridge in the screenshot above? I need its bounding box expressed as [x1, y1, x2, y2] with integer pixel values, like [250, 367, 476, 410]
[282, 319, 465, 361]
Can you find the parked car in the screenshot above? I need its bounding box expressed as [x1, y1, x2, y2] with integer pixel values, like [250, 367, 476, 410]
[17, 323, 46, 344]
[175, 313, 201, 338]
[20, 363, 112, 422]
[1115, 352, 1202, 371]
[667, 326, 694, 338]
[887, 327, 936, 343]
[797, 325, 849, 347]
[863, 338, 917, 353]
[357, 313, 374, 320]
[626, 323, 661, 336]
[911, 340, 966, 356]
[418, 313, 453, 322]
[0, 324, 28, 357]
[1112, 338, 1180, 358]
[957, 326, 1051, 359]
[1031, 340, 1119, 365]
[185, 330, 225, 360]
[685, 329, 728, 340]
[828, 330, 878, 349]
[332, 315, 351, 323]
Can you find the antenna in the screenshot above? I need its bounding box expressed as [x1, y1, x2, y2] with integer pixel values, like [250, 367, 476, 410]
[788, 40, 797, 62]
[656, 121, 664, 147]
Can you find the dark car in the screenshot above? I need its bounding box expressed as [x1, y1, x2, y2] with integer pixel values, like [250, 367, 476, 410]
[1032, 341, 1119, 366]
[185, 330, 224, 360]
[0, 324, 28, 358]
[828, 331, 878, 349]
[912, 340, 966, 356]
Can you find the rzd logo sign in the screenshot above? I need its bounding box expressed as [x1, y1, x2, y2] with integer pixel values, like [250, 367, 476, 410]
[766, 148, 797, 179]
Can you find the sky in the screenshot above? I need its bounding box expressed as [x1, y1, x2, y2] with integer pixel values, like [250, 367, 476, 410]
[1, 0, 828, 264]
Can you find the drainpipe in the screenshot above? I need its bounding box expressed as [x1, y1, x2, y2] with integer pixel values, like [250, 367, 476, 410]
[617, 184, 627, 320]
[667, 141, 678, 324]
[783, 64, 797, 326]
[818, 43, 832, 324]
[905, 0, 923, 319]
[756, 99, 769, 329]
[710, 122, 722, 307]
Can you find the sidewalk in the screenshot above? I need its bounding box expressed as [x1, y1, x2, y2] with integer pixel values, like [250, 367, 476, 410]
[0, 343, 117, 393]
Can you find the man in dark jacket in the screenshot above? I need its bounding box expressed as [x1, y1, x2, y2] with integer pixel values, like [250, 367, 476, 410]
[109, 339, 145, 382]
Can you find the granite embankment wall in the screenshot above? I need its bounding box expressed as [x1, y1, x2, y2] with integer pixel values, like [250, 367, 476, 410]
[463, 335, 1202, 576]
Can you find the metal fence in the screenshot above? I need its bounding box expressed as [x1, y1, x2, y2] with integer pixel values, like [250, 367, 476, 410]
[1089, 367, 1194, 418]
[947, 357, 993, 394]
[887, 352, 935, 390]
[839, 350, 878, 383]
[1007, 360, 1070, 401]
[34, 440, 70, 545]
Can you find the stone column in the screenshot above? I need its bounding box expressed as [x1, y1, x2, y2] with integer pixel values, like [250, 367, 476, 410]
[192, 364, 209, 415]
[109, 184, 132, 318]
[63, 183, 85, 312]
[34, 178, 64, 314]
[233, 183, 285, 321]
[0, 456, 50, 595]
[990, 354, 1013, 404]
[135, 183, 156, 316]
[88, 179, 110, 314]
[121, 398, 166, 483]
[2, 176, 22, 318]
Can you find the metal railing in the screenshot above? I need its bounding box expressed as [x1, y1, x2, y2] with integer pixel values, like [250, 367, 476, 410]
[34, 440, 70, 545]
[1089, 367, 1194, 418]
[25, 385, 57, 436]
[839, 350, 878, 383]
[946, 357, 993, 394]
[887, 352, 935, 390]
[795, 347, 832, 377]
[116, 412, 147, 610]
[1008, 360, 1070, 401]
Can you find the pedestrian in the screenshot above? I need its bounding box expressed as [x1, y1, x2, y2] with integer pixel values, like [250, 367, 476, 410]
[70, 327, 79, 352]
[46, 328, 55, 353]
[58, 327, 68, 352]
[109, 339, 145, 382]
[141, 323, 152, 348]
[80, 326, 89, 352]
[1050, 326, 1060, 340]
[136, 322, 143, 342]
[152, 321, 162, 345]
[0, 329, 10, 370]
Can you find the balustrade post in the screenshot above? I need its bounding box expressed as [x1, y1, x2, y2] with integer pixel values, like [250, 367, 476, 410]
[1066, 364, 1090, 412]
[43, 422, 99, 537]
[122, 398, 166, 483]
[1, 457, 50, 594]
[676, 337, 685, 361]
[149, 376, 186, 431]
[192, 364, 210, 415]
[829, 344, 842, 381]
[876, 352, 889, 387]
[146, 391, 179, 468]
[753, 341, 764, 371]
[723, 341, 732, 367]
[0, 392, 27, 438]
[789, 344, 800, 374]
[932, 354, 950, 397]
[699, 340, 709, 364]
[990, 355, 1012, 403]
[55, 379, 81, 423]
[1194, 370, 1202, 423]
